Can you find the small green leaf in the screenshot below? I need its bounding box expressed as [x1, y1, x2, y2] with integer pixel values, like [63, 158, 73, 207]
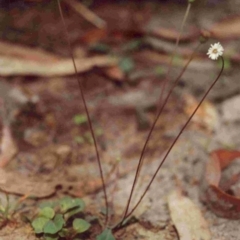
[73, 114, 87, 125]
[122, 39, 142, 52]
[60, 197, 85, 213]
[43, 233, 59, 240]
[172, 55, 182, 66]
[89, 43, 111, 53]
[154, 66, 165, 76]
[73, 218, 90, 233]
[32, 217, 49, 234]
[96, 228, 115, 240]
[58, 228, 70, 237]
[64, 206, 82, 221]
[39, 201, 58, 209]
[60, 197, 74, 212]
[74, 136, 85, 144]
[39, 207, 55, 219]
[119, 57, 134, 73]
[43, 214, 65, 234]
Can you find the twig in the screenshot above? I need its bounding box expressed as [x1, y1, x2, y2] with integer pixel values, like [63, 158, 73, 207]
[63, 0, 106, 29]
[57, 0, 109, 226]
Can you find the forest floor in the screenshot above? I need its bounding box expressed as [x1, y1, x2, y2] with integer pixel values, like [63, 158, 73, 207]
[0, 0, 240, 239]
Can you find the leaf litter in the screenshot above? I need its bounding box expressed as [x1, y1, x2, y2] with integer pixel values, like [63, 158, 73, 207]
[168, 189, 211, 240]
[1, 1, 240, 239]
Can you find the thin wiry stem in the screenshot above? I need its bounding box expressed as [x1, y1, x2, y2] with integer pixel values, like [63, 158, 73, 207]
[57, 0, 109, 225]
[157, 3, 192, 113]
[123, 56, 225, 221]
[168, 3, 192, 74]
[118, 42, 201, 227]
[119, 2, 192, 224]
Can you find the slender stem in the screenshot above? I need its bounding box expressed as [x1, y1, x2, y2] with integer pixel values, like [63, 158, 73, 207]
[118, 43, 201, 227]
[121, 3, 192, 219]
[157, 3, 192, 113]
[57, 0, 109, 225]
[123, 56, 224, 221]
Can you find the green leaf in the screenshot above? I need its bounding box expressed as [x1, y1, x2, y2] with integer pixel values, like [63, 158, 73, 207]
[31, 217, 49, 234]
[60, 197, 85, 213]
[89, 43, 111, 53]
[122, 39, 142, 52]
[119, 57, 134, 73]
[154, 66, 165, 76]
[74, 136, 85, 144]
[58, 228, 69, 237]
[43, 214, 65, 234]
[43, 233, 59, 240]
[96, 228, 115, 240]
[73, 198, 85, 211]
[73, 114, 87, 125]
[64, 206, 82, 221]
[172, 55, 182, 66]
[39, 201, 58, 209]
[73, 218, 91, 233]
[39, 207, 55, 219]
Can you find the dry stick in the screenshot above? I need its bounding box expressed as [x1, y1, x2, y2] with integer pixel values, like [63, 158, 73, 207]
[57, 0, 109, 225]
[120, 2, 193, 223]
[122, 56, 225, 222]
[63, 0, 106, 29]
[118, 42, 201, 227]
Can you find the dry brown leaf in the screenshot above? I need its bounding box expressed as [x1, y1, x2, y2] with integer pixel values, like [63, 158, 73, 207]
[150, 26, 199, 42]
[210, 15, 240, 39]
[183, 94, 219, 132]
[0, 41, 59, 62]
[204, 149, 240, 219]
[104, 66, 125, 81]
[0, 169, 56, 198]
[64, 0, 106, 29]
[0, 55, 117, 77]
[0, 125, 18, 168]
[168, 189, 211, 240]
[0, 39, 116, 77]
[80, 28, 107, 44]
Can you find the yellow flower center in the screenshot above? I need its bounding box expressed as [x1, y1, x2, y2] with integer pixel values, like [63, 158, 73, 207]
[212, 49, 218, 54]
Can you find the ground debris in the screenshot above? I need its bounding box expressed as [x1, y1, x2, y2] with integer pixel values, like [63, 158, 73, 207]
[168, 189, 211, 240]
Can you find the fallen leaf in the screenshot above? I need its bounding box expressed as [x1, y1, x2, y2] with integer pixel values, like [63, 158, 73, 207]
[0, 55, 118, 77]
[168, 189, 211, 240]
[149, 26, 200, 42]
[104, 66, 125, 81]
[221, 95, 240, 122]
[204, 149, 240, 219]
[0, 169, 56, 198]
[80, 28, 107, 44]
[210, 15, 240, 39]
[183, 93, 219, 132]
[124, 223, 168, 240]
[0, 41, 59, 62]
[0, 39, 117, 77]
[0, 125, 18, 168]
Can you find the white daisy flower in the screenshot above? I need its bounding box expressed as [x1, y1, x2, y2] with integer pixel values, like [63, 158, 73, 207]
[207, 42, 224, 60]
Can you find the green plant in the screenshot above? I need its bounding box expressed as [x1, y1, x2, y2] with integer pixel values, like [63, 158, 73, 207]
[0, 194, 27, 229]
[73, 114, 87, 126]
[31, 197, 90, 240]
[57, 0, 225, 239]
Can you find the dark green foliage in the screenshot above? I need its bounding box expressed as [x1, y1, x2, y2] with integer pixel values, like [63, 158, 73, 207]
[96, 228, 115, 240]
[31, 197, 90, 240]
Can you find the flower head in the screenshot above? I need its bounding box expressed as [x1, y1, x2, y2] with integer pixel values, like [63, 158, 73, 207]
[207, 42, 224, 60]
